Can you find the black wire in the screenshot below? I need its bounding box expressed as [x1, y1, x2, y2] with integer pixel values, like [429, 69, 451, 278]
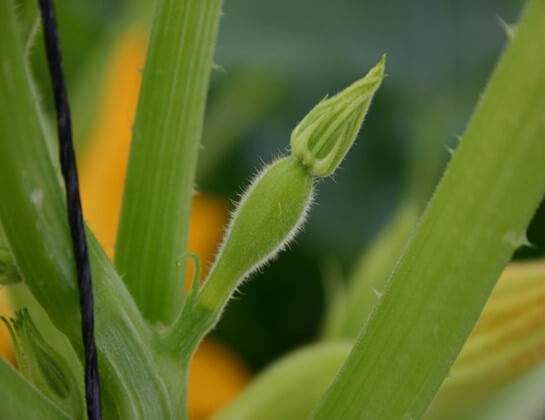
[37, 1, 102, 418]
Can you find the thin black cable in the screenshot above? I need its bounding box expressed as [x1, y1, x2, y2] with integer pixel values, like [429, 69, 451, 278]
[37, 1, 102, 419]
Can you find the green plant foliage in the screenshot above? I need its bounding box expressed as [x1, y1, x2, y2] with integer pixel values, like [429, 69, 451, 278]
[313, 1, 545, 418]
[1, 0, 544, 418]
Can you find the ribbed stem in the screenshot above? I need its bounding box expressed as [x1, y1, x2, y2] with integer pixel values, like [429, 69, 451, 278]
[115, 0, 224, 325]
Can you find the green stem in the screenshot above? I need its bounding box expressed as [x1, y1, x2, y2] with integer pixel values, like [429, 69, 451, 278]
[115, 0, 224, 324]
[313, 0, 545, 418]
[0, 2, 185, 417]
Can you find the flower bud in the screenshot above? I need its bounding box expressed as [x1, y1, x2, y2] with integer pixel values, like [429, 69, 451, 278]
[187, 60, 385, 341]
[1, 309, 84, 417]
[199, 156, 313, 315]
[290, 55, 385, 177]
[0, 247, 21, 285]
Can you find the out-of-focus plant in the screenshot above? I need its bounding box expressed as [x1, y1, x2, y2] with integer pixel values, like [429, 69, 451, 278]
[0, 0, 544, 419]
[426, 260, 545, 419]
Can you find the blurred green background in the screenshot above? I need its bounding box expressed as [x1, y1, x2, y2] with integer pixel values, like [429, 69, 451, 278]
[29, 0, 545, 372]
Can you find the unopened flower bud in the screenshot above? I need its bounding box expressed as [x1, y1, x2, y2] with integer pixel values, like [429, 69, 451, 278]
[290, 55, 385, 177]
[0, 247, 21, 285]
[1, 309, 84, 417]
[183, 60, 385, 344]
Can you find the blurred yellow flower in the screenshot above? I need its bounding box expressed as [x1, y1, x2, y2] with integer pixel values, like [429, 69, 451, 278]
[0, 291, 13, 363]
[1, 29, 249, 419]
[190, 339, 251, 420]
[426, 259, 545, 418]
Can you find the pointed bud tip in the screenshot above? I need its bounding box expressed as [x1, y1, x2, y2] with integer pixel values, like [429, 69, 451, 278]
[290, 55, 386, 177]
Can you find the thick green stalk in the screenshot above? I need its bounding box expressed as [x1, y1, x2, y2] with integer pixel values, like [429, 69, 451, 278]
[115, 0, 223, 324]
[0, 2, 185, 417]
[313, 1, 545, 418]
[0, 358, 70, 420]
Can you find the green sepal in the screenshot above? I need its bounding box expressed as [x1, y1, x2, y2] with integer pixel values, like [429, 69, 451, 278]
[1, 309, 84, 418]
[290, 55, 385, 177]
[0, 246, 22, 285]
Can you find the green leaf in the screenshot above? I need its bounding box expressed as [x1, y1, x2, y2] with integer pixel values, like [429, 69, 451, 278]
[115, 0, 224, 324]
[0, 358, 70, 420]
[313, 0, 545, 418]
[214, 342, 351, 420]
